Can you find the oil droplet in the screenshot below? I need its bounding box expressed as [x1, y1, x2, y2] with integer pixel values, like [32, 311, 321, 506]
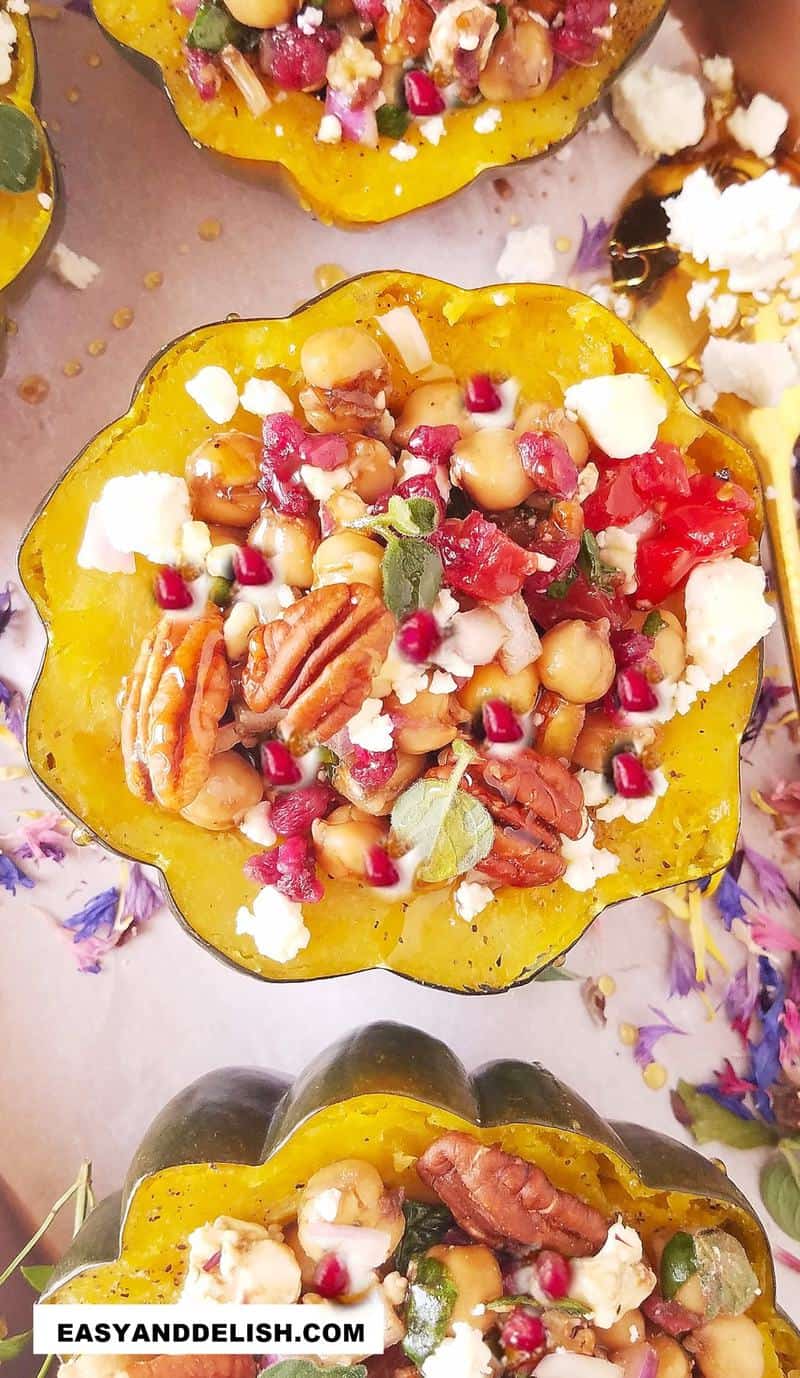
[597, 974, 616, 999]
[18, 374, 49, 405]
[71, 824, 95, 847]
[314, 262, 347, 293]
[5, 317, 18, 336]
[178, 242, 190, 255]
[643, 1061, 667, 1091]
[63, 359, 83, 378]
[555, 235, 572, 253]
[87, 338, 107, 357]
[618, 1021, 637, 1046]
[66, 85, 81, 103]
[112, 306, 134, 330]
[198, 217, 222, 242]
[143, 269, 164, 290]
[86, 51, 101, 67]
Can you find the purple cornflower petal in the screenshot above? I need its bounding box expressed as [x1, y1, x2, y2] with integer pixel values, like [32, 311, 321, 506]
[713, 855, 753, 929]
[0, 583, 12, 637]
[0, 850, 35, 895]
[62, 887, 121, 973]
[571, 215, 612, 275]
[121, 862, 162, 925]
[634, 1006, 687, 1068]
[693, 1084, 757, 1120]
[747, 956, 785, 1120]
[743, 676, 792, 744]
[667, 926, 704, 997]
[743, 844, 789, 907]
[725, 959, 760, 1037]
[0, 678, 25, 742]
[5, 812, 68, 863]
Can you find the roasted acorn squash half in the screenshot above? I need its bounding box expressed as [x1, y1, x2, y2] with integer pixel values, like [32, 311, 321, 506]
[0, 11, 56, 302]
[19, 271, 762, 992]
[88, 0, 666, 225]
[44, 1021, 800, 1378]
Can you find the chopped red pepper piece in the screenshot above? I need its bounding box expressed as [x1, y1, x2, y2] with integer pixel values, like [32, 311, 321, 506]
[430, 511, 541, 600]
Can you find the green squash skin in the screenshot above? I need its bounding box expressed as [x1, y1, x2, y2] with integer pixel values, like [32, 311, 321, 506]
[44, 1023, 800, 1375]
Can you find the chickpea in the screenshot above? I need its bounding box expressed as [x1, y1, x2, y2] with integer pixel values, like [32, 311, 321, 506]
[629, 609, 686, 681]
[297, 1159, 405, 1262]
[300, 327, 388, 392]
[186, 431, 263, 528]
[598, 1309, 646, 1350]
[479, 10, 554, 101]
[299, 386, 375, 436]
[537, 619, 615, 705]
[515, 402, 590, 469]
[249, 510, 319, 588]
[572, 710, 654, 772]
[458, 661, 540, 717]
[225, 0, 297, 22]
[611, 1341, 662, 1376]
[650, 1336, 692, 1378]
[333, 751, 424, 816]
[684, 1316, 765, 1378]
[283, 1220, 316, 1288]
[344, 434, 396, 503]
[426, 1245, 502, 1335]
[325, 488, 369, 531]
[387, 689, 464, 754]
[393, 380, 473, 447]
[313, 531, 385, 592]
[533, 690, 585, 760]
[312, 806, 389, 879]
[180, 751, 263, 830]
[451, 429, 535, 511]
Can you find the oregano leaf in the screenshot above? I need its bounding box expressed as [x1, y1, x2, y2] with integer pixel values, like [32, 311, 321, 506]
[382, 535, 442, 619]
[402, 1256, 457, 1368]
[394, 1200, 453, 1274]
[761, 1143, 800, 1241]
[391, 740, 493, 882]
[674, 1081, 776, 1150]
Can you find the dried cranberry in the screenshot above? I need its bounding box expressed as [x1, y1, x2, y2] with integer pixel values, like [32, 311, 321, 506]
[612, 751, 652, 798]
[261, 740, 302, 787]
[395, 473, 446, 524]
[397, 609, 441, 664]
[154, 568, 193, 610]
[525, 572, 630, 633]
[610, 629, 652, 669]
[299, 433, 348, 470]
[535, 1250, 571, 1300]
[407, 424, 461, 464]
[260, 25, 336, 91]
[431, 512, 540, 600]
[233, 546, 273, 586]
[616, 667, 658, 713]
[500, 1309, 546, 1356]
[365, 845, 400, 887]
[518, 431, 579, 498]
[260, 414, 311, 516]
[551, 0, 610, 64]
[633, 442, 691, 502]
[352, 0, 384, 21]
[313, 1253, 350, 1299]
[184, 43, 221, 100]
[465, 373, 502, 413]
[349, 745, 398, 791]
[482, 699, 523, 743]
[404, 68, 445, 116]
[270, 782, 334, 837]
[244, 837, 323, 903]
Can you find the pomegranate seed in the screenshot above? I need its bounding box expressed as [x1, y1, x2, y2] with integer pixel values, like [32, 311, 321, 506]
[610, 629, 652, 669]
[299, 433, 348, 470]
[154, 567, 192, 610]
[260, 25, 336, 90]
[407, 424, 461, 464]
[233, 546, 273, 586]
[483, 699, 524, 744]
[404, 69, 445, 116]
[465, 373, 502, 413]
[365, 845, 400, 888]
[397, 609, 441, 664]
[616, 666, 658, 713]
[612, 751, 652, 798]
[350, 746, 398, 791]
[261, 740, 302, 787]
[536, 1250, 571, 1300]
[431, 512, 541, 601]
[313, 1253, 350, 1299]
[517, 431, 579, 498]
[271, 782, 334, 837]
[500, 1309, 546, 1356]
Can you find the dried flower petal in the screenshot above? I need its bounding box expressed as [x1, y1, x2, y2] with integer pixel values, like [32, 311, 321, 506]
[571, 215, 612, 275]
[0, 851, 35, 896]
[634, 1006, 687, 1068]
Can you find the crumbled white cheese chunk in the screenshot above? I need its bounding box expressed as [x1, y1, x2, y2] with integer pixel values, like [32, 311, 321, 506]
[239, 801, 276, 848]
[564, 374, 667, 459]
[390, 140, 417, 162]
[702, 54, 734, 93]
[239, 377, 294, 417]
[182, 1217, 301, 1304]
[779, 302, 798, 325]
[570, 1221, 656, 1330]
[95, 473, 191, 565]
[185, 365, 239, 424]
[728, 92, 789, 159]
[0, 10, 14, 83]
[577, 461, 600, 502]
[496, 225, 555, 284]
[473, 106, 501, 134]
[666, 168, 800, 293]
[181, 519, 212, 570]
[296, 4, 323, 32]
[48, 242, 100, 290]
[597, 768, 669, 824]
[224, 601, 260, 662]
[428, 0, 497, 77]
[611, 63, 706, 157]
[235, 887, 310, 963]
[454, 880, 495, 922]
[326, 34, 381, 99]
[700, 337, 800, 408]
[7, 0, 29, 14]
[377, 306, 432, 374]
[469, 378, 520, 431]
[316, 113, 342, 144]
[577, 769, 612, 809]
[420, 116, 446, 146]
[422, 1323, 493, 1378]
[437, 607, 505, 676]
[77, 502, 136, 574]
[433, 588, 460, 627]
[560, 822, 620, 892]
[596, 523, 642, 594]
[299, 464, 351, 501]
[429, 669, 458, 695]
[685, 379, 719, 414]
[348, 697, 394, 751]
[685, 557, 775, 683]
[686, 276, 719, 321]
[374, 644, 429, 704]
[707, 293, 738, 332]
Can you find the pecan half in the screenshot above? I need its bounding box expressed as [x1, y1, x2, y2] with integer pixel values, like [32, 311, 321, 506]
[416, 1132, 607, 1258]
[241, 583, 394, 747]
[121, 609, 231, 811]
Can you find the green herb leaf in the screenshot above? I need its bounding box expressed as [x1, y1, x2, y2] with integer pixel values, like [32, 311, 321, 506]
[266, 1364, 367, 1378]
[21, 1264, 54, 1294]
[660, 1231, 697, 1301]
[761, 1142, 800, 1241]
[674, 1081, 776, 1150]
[494, 2, 508, 29]
[487, 1295, 588, 1316]
[208, 575, 233, 608]
[382, 535, 442, 620]
[534, 966, 579, 982]
[395, 1200, 453, 1275]
[391, 740, 493, 883]
[376, 103, 410, 139]
[186, 0, 259, 52]
[545, 565, 578, 600]
[577, 531, 617, 590]
[0, 106, 42, 195]
[642, 610, 667, 639]
[354, 494, 438, 539]
[402, 1256, 457, 1368]
[692, 1229, 760, 1319]
[0, 1330, 32, 1361]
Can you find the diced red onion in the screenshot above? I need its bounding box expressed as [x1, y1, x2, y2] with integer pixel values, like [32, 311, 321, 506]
[326, 88, 378, 146]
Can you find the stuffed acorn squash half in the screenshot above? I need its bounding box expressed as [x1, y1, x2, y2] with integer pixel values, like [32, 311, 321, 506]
[89, 0, 666, 224]
[0, 6, 55, 301]
[19, 272, 771, 992]
[46, 1022, 800, 1378]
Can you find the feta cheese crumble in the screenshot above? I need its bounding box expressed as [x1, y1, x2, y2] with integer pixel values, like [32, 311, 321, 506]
[185, 365, 239, 424]
[299, 464, 351, 501]
[596, 768, 668, 824]
[611, 64, 706, 157]
[596, 520, 648, 594]
[473, 106, 501, 134]
[560, 822, 619, 892]
[377, 306, 432, 374]
[239, 801, 276, 848]
[700, 337, 800, 409]
[181, 1218, 301, 1305]
[420, 116, 445, 145]
[239, 377, 294, 416]
[563, 374, 667, 458]
[48, 243, 100, 290]
[347, 697, 394, 751]
[666, 168, 800, 293]
[701, 54, 734, 93]
[390, 140, 417, 161]
[570, 1221, 656, 1329]
[685, 557, 775, 683]
[92, 473, 191, 566]
[235, 887, 311, 963]
[496, 225, 555, 284]
[317, 113, 343, 144]
[422, 1323, 493, 1378]
[728, 92, 789, 159]
[454, 880, 495, 922]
